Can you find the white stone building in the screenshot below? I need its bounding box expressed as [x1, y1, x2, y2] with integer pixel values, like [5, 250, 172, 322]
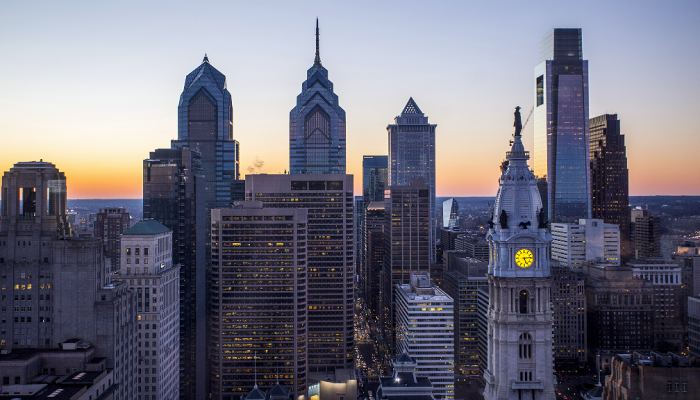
[119, 220, 180, 400]
[551, 219, 620, 267]
[395, 271, 454, 400]
[483, 114, 556, 400]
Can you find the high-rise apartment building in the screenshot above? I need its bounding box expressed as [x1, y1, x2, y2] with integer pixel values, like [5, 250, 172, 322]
[550, 265, 586, 369]
[551, 219, 620, 267]
[534, 28, 591, 223]
[483, 112, 556, 400]
[210, 205, 308, 400]
[442, 257, 488, 380]
[143, 148, 207, 400]
[387, 98, 437, 262]
[631, 210, 661, 259]
[380, 179, 431, 355]
[589, 114, 631, 262]
[119, 220, 180, 400]
[172, 55, 240, 211]
[94, 207, 130, 270]
[395, 272, 454, 399]
[364, 201, 385, 321]
[289, 20, 346, 175]
[245, 174, 354, 373]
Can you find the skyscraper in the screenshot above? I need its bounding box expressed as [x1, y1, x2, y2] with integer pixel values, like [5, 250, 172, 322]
[590, 114, 631, 262]
[380, 179, 431, 356]
[358, 156, 388, 303]
[143, 148, 207, 400]
[245, 174, 354, 373]
[172, 55, 240, 210]
[442, 198, 459, 229]
[550, 219, 621, 267]
[119, 220, 181, 400]
[387, 98, 437, 261]
[534, 28, 591, 223]
[289, 19, 346, 175]
[210, 205, 308, 400]
[483, 110, 556, 400]
[631, 209, 661, 259]
[364, 201, 385, 321]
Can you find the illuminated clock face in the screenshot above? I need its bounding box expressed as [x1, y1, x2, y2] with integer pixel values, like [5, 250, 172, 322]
[515, 249, 534, 268]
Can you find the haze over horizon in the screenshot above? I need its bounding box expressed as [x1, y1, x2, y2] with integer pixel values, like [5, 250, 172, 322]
[1, 1, 698, 198]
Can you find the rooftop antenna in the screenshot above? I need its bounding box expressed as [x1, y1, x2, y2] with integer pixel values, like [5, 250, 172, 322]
[254, 351, 258, 388]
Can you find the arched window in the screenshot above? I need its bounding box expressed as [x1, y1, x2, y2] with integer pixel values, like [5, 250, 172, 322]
[519, 333, 532, 359]
[519, 290, 529, 314]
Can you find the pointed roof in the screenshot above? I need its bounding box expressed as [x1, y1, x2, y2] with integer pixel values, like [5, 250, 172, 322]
[268, 383, 290, 399]
[401, 97, 423, 115]
[244, 385, 267, 400]
[182, 56, 227, 94]
[314, 18, 322, 66]
[396, 351, 414, 363]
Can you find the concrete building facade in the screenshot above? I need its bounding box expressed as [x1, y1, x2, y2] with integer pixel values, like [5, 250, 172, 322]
[551, 219, 620, 267]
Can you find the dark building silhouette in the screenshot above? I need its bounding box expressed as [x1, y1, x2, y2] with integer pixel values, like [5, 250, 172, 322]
[143, 148, 207, 399]
[380, 179, 431, 356]
[632, 210, 661, 259]
[590, 114, 631, 262]
[364, 201, 385, 320]
[358, 156, 388, 302]
[93, 207, 130, 270]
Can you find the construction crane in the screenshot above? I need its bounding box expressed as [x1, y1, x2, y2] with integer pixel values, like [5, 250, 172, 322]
[522, 105, 534, 131]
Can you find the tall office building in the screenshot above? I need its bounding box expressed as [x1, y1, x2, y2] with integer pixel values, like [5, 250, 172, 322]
[589, 114, 631, 261]
[483, 111, 556, 400]
[631, 210, 661, 259]
[442, 198, 459, 229]
[364, 201, 385, 321]
[689, 297, 700, 358]
[119, 220, 180, 400]
[387, 98, 437, 261]
[172, 55, 240, 210]
[395, 272, 454, 399]
[358, 156, 388, 299]
[210, 205, 308, 400]
[0, 162, 138, 399]
[550, 219, 620, 267]
[289, 19, 346, 175]
[550, 265, 586, 370]
[245, 174, 354, 373]
[380, 179, 431, 355]
[143, 148, 207, 400]
[442, 257, 488, 380]
[94, 207, 130, 270]
[534, 28, 591, 223]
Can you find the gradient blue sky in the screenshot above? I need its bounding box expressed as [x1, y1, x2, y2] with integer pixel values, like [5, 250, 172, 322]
[1, 1, 698, 198]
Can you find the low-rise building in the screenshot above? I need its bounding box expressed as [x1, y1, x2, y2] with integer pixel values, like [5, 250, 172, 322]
[603, 352, 700, 400]
[376, 351, 434, 400]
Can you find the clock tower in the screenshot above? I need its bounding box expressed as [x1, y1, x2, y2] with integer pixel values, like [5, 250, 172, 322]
[483, 107, 556, 400]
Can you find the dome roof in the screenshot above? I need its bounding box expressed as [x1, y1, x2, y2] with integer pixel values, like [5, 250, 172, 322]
[491, 133, 543, 233]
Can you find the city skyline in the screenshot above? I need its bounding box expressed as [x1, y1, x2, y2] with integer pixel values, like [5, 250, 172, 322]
[1, 1, 698, 198]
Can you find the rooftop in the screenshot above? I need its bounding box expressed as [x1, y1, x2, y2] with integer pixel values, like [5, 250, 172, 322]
[122, 219, 171, 236]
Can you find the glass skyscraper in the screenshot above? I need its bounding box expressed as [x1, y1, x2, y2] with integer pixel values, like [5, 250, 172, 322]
[533, 28, 591, 223]
[289, 19, 346, 174]
[173, 55, 240, 209]
[387, 98, 437, 262]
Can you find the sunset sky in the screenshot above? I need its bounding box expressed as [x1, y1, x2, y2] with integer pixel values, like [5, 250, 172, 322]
[1, 1, 698, 198]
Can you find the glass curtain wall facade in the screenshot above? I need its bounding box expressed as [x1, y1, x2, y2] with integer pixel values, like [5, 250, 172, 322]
[534, 29, 591, 223]
[590, 114, 631, 262]
[387, 98, 437, 262]
[210, 206, 308, 400]
[442, 198, 459, 229]
[173, 55, 240, 210]
[358, 156, 388, 302]
[289, 20, 346, 175]
[143, 148, 207, 400]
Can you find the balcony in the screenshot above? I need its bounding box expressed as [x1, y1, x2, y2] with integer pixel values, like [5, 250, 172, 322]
[511, 380, 543, 390]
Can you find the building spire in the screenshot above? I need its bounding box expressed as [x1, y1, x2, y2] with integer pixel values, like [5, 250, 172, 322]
[314, 18, 322, 66]
[203, 53, 209, 63]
